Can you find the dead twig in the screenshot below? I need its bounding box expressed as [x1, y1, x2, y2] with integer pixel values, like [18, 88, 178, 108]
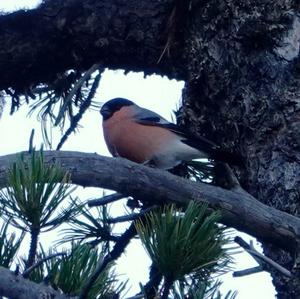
[88, 193, 126, 207]
[22, 252, 66, 278]
[234, 236, 292, 278]
[79, 223, 137, 299]
[108, 206, 157, 224]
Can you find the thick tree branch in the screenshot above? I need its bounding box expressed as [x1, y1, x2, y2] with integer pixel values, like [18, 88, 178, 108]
[0, 0, 182, 91]
[0, 151, 299, 254]
[0, 266, 76, 299]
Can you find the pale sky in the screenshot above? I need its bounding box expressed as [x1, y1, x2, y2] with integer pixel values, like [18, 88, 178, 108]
[0, 1, 276, 298]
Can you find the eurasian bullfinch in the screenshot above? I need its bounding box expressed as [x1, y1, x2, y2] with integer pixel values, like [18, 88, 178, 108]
[100, 98, 241, 169]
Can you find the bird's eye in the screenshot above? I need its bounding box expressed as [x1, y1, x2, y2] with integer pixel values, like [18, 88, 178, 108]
[100, 107, 112, 120]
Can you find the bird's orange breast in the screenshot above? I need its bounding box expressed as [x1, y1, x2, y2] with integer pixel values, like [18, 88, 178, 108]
[102, 108, 174, 163]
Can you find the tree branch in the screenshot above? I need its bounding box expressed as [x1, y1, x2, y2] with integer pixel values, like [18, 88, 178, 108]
[55, 66, 103, 150]
[234, 236, 293, 278]
[79, 223, 137, 299]
[233, 265, 263, 277]
[107, 206, 157, 224]
[25, 227, 40, 270]
[142, 263, 162, 298]
[22, 252, 66, 278]
[0, 151, 299, 254]
[88, 193, 125, 207]
[0, 266, 76, 299]
[0, 0, 181, 91]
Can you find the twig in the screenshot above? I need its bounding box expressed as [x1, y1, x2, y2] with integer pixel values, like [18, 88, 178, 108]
[157, 0, 188, 64]
[108, 213, 143, 223]
[126, 296, 143, 299]
[223, 164, 243, 191]
[28, 129, 35, 153]
[214, 162, 244, 192]
[55, 63, 100, 126]
[143, 263, 162, 298]
[233, 265, 263, 277]
[22, 252, 66, 278]
[234, 236, 292, 278]
[108, 206, 156, 224]
[125, 295, 144, 299]
[79, 223, 137, 299]
[88, 192, 125, 207]
[249, 247, 292, 277]
[56, 69, 102, 150]
[161, 278, 173, 299]
[234, 237, 261, 264]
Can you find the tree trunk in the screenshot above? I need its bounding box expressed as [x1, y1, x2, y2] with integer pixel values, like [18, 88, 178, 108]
[0, 0, 299, 297]
[180, 1, 300, 297]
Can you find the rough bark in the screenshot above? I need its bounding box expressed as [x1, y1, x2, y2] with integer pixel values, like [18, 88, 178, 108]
[0, 266, 75, 299]
[0, 0, 182, 91]
[180, 1, 300, 297]
[0, 0, 300, 297]
[0, 151, 299, 254]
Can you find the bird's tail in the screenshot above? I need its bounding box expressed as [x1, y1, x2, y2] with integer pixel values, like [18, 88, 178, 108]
[182, 137, 243, 166]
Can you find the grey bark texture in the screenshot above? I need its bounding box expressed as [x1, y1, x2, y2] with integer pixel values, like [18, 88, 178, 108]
[0, 0, 179, 90]
[180, 1, 300, 297]
[0, 0, 299, 297]
[0, 266, 75, 299]
[0, 151, 299, 254]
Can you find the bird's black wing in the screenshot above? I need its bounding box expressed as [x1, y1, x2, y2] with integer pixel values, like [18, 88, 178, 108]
[132, 106, 192, 135]
[133, 107, 243, 165]
[134, 109, 219, 152]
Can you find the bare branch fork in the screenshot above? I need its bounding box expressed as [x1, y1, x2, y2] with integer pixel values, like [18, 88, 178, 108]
[0, 151, 299, 254]
[233, 236, 292, 278]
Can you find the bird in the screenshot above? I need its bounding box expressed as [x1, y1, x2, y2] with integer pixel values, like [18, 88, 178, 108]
[100, 97, 242, 170]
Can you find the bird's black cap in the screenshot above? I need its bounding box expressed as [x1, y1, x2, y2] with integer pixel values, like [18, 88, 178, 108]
[100, 98, 134, 120]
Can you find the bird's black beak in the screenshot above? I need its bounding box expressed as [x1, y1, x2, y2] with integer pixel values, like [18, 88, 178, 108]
[100, 106, 111, 120]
